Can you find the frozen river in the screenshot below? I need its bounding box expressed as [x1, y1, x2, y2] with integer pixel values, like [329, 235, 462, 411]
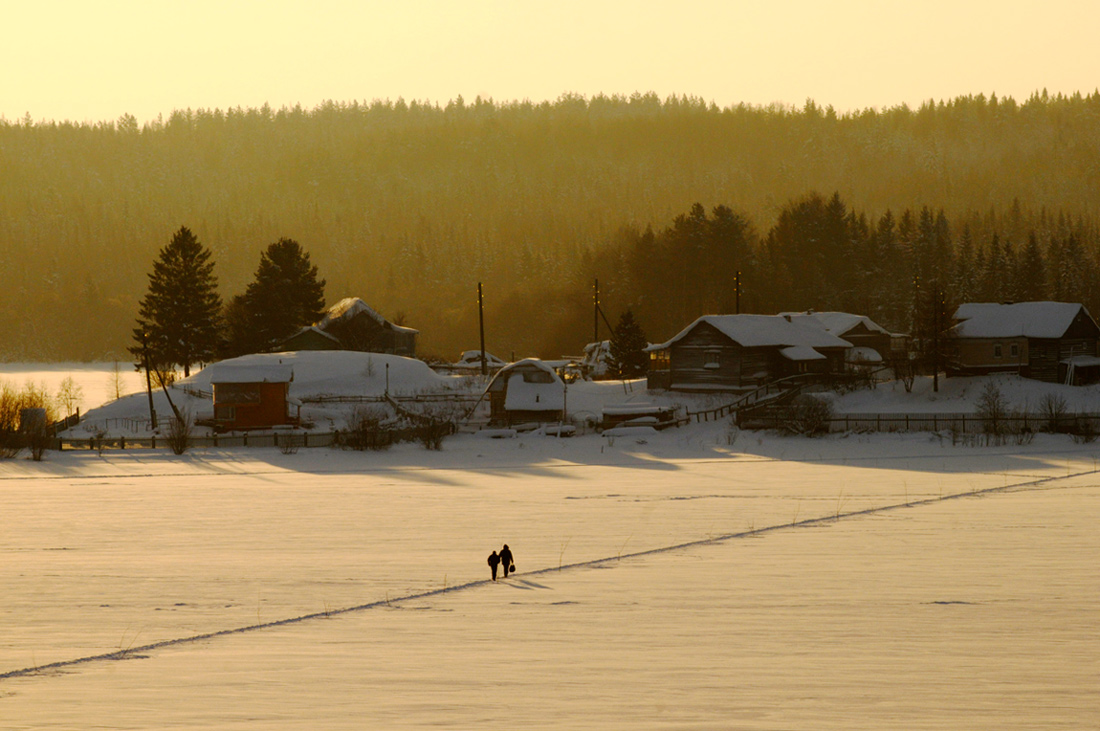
[1, 428, 1097, 729]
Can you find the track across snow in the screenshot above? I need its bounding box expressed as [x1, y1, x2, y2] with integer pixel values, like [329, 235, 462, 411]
[4, 465, 1095, 683]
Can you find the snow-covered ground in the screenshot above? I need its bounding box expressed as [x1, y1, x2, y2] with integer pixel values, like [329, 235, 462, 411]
[828, 372, 1100, 414]
[1, 364, 1098, 728]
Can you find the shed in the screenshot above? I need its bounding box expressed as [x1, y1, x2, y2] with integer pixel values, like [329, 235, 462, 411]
[279, 326, 341, 352]
[210, 364, 297, 431]
[484, 359, 565, 426]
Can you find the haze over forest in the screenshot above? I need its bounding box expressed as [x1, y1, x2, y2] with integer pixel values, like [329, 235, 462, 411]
[4, 91, 1100, 363]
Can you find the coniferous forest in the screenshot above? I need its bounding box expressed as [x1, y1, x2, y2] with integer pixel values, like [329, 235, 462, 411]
[3, 91, 1100, 362]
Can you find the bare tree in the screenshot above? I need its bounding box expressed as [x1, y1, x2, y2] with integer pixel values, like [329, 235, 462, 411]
[56, 376, 84, 417]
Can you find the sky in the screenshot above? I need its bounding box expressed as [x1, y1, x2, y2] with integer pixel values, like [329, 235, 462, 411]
[4, 0, 1100, 125]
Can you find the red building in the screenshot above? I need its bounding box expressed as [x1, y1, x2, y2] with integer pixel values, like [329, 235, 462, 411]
[211, 365, 297, 431]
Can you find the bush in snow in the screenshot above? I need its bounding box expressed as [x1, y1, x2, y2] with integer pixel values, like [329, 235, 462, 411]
[1039, 392, 1069, 433]
[342, 405, 394, 451]
[976, 382, 1010, 438]
[166, 408, 193, 455]
[783, 395, 833, 437]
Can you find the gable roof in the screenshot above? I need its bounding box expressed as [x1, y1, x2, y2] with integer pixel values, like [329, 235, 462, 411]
[318, 297, 419, 334]
[647, 314, 852, 351]
[952, 302, 1094, 339]
[779, 311, 893, 337]
[283, 325, 341, 344]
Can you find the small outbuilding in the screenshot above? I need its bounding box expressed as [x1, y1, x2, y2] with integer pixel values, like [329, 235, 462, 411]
[484, 359, 566, 426]
[210, 364, 297, 431]
[278, 325, 341, 352]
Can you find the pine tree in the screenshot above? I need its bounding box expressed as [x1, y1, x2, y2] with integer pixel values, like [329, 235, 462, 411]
[130, 226, 222, 376]
[608, 309, 649, 379]
[1017, 232, 1046, 302]
[232, 238, 326, 354]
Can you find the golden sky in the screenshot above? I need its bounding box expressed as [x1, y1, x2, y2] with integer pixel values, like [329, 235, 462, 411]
[5, 0, 1099, 124]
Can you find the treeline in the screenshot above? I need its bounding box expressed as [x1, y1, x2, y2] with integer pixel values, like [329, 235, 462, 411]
[584, 195, 1098, 348]
[3, 91, 1100, 361]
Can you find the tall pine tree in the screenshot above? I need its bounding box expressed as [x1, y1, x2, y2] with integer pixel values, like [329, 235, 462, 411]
[229, 238, 326, 354]
[608, 309, 649, 379]
[130, 226, 222, 376]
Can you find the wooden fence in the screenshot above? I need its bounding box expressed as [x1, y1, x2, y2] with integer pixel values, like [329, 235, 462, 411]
[740, 411, 1100, 434]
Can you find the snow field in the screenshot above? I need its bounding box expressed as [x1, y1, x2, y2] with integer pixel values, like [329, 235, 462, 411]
[2, 428, 1099, 728]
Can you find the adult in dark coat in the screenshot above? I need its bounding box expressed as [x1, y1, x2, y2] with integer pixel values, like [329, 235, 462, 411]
[487, 550, 501, 581]
[499, 544, 514, 578]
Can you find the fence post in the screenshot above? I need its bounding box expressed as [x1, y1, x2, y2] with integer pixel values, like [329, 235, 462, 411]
[151, 435, 156, 449]
[120, 436, 125, 450]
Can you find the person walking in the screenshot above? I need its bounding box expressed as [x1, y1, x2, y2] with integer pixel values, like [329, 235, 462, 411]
[499, 544, 514, 578]
[487, 550, 501, 581]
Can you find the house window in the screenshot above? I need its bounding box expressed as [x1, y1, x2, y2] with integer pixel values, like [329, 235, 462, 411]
[1010, 343, 1019, 358]
[993, 343, 1002, 359]
[649, 349, 670, 371]
[704, 349, 721, 369]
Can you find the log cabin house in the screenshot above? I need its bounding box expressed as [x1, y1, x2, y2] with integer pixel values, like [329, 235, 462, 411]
[947, 301, 1100, 384]
[645, 314, 852, 392]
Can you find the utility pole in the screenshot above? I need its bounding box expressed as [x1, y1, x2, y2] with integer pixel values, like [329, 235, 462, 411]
[478, 282, 487, 376]
[735, 270, 741, 314]
[593, 278, 600, 344]
[141, 331, 158, 430]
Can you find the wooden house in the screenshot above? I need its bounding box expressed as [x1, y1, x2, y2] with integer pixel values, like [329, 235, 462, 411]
[277, 298, 418, 356]
[948, 302, 1100, 384]
[645, 314, 852, 391]
[484, 359, 565, 426]
[210, 364, 297, 431]
[780, 311, 900, 370]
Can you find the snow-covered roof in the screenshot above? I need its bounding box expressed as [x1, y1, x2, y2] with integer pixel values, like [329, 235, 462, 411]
[318, 297, 419, 334]
[780, 345, 826, 361]
[647, 315, 852, 351]
[780, 311, 892, 337]
[457, 350, 506, 367]
[1062, 355, 1100, 367]
[284, 325, 340, 344]
[210, 364, 294, 384]
[503, 373, 565, 411]
[952, 302, 1092, 339]
[846, 346, 883, 363]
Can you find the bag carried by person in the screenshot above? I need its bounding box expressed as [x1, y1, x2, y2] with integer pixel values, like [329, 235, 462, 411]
[510, 563, 516, 574]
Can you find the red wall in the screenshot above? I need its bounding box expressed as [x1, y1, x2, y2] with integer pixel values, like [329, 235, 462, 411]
[213, 382, 290, 430]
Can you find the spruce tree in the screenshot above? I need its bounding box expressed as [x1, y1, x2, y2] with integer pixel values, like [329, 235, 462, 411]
[130, 226, 222, 376]
[609, 309, 650, 379]
[233, 238, 326, 353]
